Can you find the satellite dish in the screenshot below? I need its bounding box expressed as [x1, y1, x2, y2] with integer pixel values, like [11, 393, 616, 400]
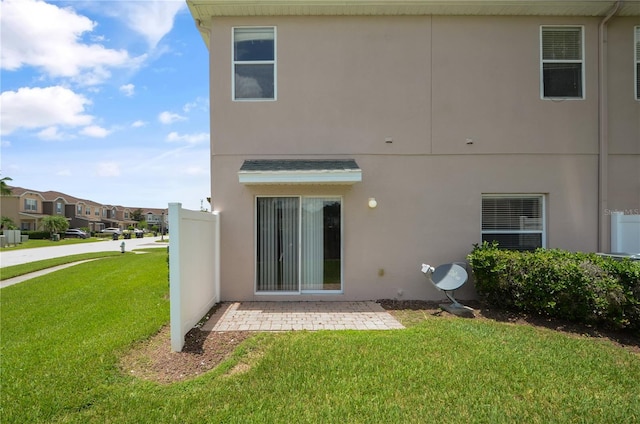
[421, 262, 473, 316]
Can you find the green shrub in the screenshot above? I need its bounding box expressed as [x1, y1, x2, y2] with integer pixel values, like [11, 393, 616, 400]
[467, 241, 640, 330]
[21, 231, 50, 240]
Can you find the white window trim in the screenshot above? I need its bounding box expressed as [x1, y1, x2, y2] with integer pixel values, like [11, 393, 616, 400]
[254, 195, 344, 295]
[232, 26, 277, 102]
[635, 26, 640, 101]
[540, 25, 585, 100]
[481, 194, 547, 249]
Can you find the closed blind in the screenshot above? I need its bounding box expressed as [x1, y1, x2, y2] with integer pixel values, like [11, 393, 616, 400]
[482, 197, 543, 231]
[542, 27, 581, 61]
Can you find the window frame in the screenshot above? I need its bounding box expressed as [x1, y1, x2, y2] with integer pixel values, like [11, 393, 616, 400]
[540, 25, 585, 100]
[232, 26, 277, 102]
[254, 195, 343, 295]
[24, 198, 37, 212]
[635, 26, 640, 101]
[481, 194, 546, 251]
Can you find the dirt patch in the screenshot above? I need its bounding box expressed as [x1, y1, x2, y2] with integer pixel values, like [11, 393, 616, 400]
[121, 300, 639, 385]
[120, 326, 251, 384]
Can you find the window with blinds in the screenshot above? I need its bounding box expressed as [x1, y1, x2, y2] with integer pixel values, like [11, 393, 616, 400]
[635, 26, 640, 100]
[482, 195, 545, 251]
[233, 27, 276, 101]
[541, 26, 583, 99]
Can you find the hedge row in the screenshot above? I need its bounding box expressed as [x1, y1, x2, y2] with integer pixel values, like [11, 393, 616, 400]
[467, 241, 640, 331]
[21, 231, 51, 240]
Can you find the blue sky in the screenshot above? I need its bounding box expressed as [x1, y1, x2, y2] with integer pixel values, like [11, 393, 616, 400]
[1, 0, 211, 211]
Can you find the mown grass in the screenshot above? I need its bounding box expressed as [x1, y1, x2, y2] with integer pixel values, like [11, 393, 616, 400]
[0, 252, 122, 280]
[2, 250, 639, 423]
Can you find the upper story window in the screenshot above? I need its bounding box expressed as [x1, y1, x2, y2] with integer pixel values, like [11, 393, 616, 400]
[541, 26, 584, 99]
[635, 26, 640, 100]
[24, 198, 37, 211]
[233, 27, 276, 101]
[85, 208, 91, 215]
[77, 205, 83, 215]
[482, 195, 545, 251]
[56, 202, 63, 214]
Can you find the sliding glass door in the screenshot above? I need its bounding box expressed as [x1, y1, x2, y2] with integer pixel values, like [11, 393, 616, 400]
[256, 196, 342, 293]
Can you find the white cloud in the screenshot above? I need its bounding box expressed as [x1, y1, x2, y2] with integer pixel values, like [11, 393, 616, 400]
[183, 97, 209, 113]
[37, 126, 65, 141]
[119, 83, 135, 97]
[0, 140, 11, 148]
[184, 165, 208, 176]
[0, 86, 93, 135]
[80, 125, 110, 138]
[96, 162, 120, 177]
[115, 1, 186, 49]
[131, 120, 146, 128]
[166, 131, 209, 145]
[0, 0, 142, 85]
[158, 111, 186, 124]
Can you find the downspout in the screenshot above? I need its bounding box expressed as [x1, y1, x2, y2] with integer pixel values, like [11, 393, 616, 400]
[195, 18, 211, 39]
[598, 0, 623, 252]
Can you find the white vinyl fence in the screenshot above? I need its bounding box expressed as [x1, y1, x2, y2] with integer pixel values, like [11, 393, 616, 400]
[169, 203, 220, 352]
[610, 212, 640, 253]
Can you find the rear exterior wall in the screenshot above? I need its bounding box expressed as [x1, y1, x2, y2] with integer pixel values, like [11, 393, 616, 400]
[208, 15, 640, 301]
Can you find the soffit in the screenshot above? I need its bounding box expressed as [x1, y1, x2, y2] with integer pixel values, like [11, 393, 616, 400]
[187, 1, 639, 20]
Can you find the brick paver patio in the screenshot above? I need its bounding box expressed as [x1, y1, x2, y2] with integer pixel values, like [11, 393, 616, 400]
[201, 301, 405, 332]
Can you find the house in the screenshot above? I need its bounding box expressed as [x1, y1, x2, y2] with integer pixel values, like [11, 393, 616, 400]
[186, 0, 639, 301]
[2, 187, 48, 231]
[1, 186, 167, 233]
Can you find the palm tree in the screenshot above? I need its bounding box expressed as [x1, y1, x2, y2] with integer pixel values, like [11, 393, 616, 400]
[0, 176, 13, 196]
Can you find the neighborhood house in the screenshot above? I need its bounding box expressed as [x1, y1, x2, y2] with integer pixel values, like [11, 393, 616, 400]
[184, 0, 639, 303]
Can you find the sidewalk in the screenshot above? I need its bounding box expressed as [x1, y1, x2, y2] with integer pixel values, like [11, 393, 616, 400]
[0, 236, 168, 267]
[0, 259, 101, 289]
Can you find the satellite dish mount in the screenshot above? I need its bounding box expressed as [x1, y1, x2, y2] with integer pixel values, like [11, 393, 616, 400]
[421, 263, 474, 317]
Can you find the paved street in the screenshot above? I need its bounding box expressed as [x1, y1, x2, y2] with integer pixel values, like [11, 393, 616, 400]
[0, 236, 168, 267]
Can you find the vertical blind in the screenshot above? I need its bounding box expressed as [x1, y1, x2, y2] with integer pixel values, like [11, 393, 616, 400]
[636, 26, 640, 99]
[256, 197, 298, 291]
[301, 198, 324, 290]
[256, 197, 341, 292]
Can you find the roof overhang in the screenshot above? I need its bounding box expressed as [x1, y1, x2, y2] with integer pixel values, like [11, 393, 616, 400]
[238, 159, 362, 185]
[187, 0, 637, 48]
[18, 212, 47, 220]
[187, 1, 638, 19]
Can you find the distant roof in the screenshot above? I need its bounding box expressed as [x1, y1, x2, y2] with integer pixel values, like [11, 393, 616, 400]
[5, 186, 167, 213]
[238, 159, 362, 185]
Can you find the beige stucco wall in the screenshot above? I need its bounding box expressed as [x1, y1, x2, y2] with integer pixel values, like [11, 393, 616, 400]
[208, 15, 639, 301]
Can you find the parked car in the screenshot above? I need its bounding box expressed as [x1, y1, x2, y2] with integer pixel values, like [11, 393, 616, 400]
[133, 228, 144, 234]
[65, 229, 89, 239]
[101, 227, 122, 235]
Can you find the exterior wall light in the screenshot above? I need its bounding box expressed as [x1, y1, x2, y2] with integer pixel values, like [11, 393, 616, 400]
[368, 198, 377, 209]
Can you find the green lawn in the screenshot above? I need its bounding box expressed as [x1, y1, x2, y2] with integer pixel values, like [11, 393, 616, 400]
[1, 250, 639, 423]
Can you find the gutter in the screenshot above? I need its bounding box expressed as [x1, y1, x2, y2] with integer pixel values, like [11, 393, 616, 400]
[598, 0, 623, 252]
